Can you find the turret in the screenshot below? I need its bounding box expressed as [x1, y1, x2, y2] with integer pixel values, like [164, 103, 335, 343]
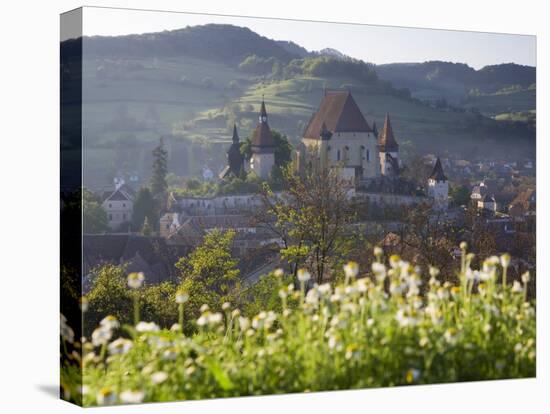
[427, 157, 449, 210]
[250, 99, 275, 179]
[378, 113, 400, 176]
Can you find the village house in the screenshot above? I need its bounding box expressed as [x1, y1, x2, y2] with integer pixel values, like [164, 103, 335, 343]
[101, 182, 135, 231]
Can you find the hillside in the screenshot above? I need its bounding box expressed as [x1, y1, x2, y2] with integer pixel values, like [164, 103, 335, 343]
[376, 61, 536, 116]
[61, 24, 535, 189]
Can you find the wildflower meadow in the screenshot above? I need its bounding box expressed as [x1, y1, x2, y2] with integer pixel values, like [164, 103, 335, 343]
[60, 246, 536, 406]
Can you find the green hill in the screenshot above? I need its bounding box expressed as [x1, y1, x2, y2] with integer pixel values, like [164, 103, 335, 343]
[376, 61, 535, 117]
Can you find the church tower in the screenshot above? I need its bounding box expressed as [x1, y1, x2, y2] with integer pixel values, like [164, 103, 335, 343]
[250, 99, 275, 179]
[427, 157, 449, 210]
[378, 113, 400, 177]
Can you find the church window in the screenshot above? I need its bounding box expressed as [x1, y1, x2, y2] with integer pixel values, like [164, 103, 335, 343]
[366, 149, 370, 162]
[337, 150, 341, 161]
[109, 214, 112, 221]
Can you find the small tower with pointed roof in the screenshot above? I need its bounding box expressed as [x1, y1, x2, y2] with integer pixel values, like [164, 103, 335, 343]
[250, 99, 276, 179]
[378, 113, 400, 176]
[427, 157, 449, 210]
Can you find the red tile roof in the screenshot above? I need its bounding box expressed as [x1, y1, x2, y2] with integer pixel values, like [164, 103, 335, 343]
[377, 113, 399, 152]
[303, 90, 372, 139]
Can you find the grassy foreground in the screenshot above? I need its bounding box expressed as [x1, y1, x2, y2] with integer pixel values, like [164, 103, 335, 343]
[61, 248, 535, 406]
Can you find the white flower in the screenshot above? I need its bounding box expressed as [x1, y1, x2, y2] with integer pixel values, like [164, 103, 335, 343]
[100, 315, 120, 330]
[108, 338, 133, 355]
[96, 387, 117, 405]
[429, 266, 439, 277]
[120, 390, 145, 404]
[92, 327, 112, 347]
[238, 317, 250, 331]
[444, 328, 458, 345]
[273, 268, 284, 277]
[175, 291, 189, 304]
[170, 323, 181, 332]
[512, 281, 523, 293]
[127, 272, 145, 289]
[500, 253, 511, 268]
[200, 304, 210, 313]
[196, 315, 207, 327]
[162, 348, 177, 361]
[297, 268, 311, 283]
[373, 246, 383, 257]
[208, 312, 223, 325]
[151, 371, 168, 384]
[135, 321, 160, 333]
[318, 283, 331, 296]
[371, 262, 386, 281]
[521, 272, 531, 284]
[343, 261, 359, 279]
[222, 302, 231, 311]
[60, 314, 75, 343]
[460, 241, 467, 250]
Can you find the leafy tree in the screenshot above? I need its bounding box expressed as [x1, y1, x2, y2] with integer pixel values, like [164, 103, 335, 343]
[258, 164, 356, 283]
[450, 184, 471, 207]
[176, 229, 240, 322]
[85, 264, 178, 336]
[150, 138, 168, 197]
[132, 187, 156, 232]
[82, 188, 109, 234]
[85, 265, 133, 334]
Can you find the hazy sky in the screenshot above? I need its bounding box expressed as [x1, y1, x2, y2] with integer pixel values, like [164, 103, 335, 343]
[81, 6, 536, 69]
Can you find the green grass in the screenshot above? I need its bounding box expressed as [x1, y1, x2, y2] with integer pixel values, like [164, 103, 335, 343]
[60, 249, 535, 406]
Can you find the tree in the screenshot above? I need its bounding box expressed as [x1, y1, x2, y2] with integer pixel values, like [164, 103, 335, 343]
[175, 229, 240, 323]
[132, 187, 156, 231]
[82, 188, 109, 234]
[150, 138, 168, 197]
[141, 216, 152, 236]
[85, 264, 178, 337]
[450, 184, 471, 207]
[396, 203, 461, 279]
[258, 164, 356, 284]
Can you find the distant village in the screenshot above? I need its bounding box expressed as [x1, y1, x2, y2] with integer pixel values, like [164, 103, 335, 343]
[85, 89, 536, 287]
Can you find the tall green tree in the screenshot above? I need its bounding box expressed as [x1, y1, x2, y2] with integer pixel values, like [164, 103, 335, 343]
[132, 187, 156, 231]
[141, 216, 152, 236]
[150, 137, 168, 197]
[176, 229, 240, 322]
[82, 188, 109, 234]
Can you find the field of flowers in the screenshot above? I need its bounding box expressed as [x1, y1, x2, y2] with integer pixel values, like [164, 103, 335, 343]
[61, 246, 536, 406]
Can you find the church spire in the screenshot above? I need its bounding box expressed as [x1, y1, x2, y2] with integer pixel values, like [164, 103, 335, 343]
[429, 157, 447, 181]
[259, 96, 268, 123]
[232, 123, 239, 144]
[378, 113, 399, 152]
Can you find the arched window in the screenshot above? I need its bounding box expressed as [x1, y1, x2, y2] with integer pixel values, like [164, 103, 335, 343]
[337, 150, 341, 161]
[366, 149, 370, 162]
